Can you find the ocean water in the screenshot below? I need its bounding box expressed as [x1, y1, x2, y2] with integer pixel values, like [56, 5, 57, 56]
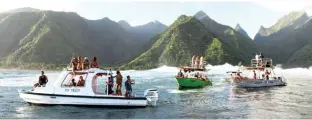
[0, 64, 312, 119]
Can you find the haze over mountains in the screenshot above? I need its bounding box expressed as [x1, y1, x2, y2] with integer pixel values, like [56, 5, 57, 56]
[0, 7, 312, 69]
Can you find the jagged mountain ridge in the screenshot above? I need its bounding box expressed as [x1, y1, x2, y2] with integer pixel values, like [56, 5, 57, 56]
[234, 24, 250, 39]
[0, 8, 166, 68]
[121, 11, 259, 70]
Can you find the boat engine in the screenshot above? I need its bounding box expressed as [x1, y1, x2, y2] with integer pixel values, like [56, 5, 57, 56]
[144, 88, 158, 107]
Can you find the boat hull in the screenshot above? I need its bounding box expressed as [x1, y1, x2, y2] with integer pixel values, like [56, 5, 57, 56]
[19, 92, 148, 107]
[176, 77, 212, 88]
[233, 79, 286, 88]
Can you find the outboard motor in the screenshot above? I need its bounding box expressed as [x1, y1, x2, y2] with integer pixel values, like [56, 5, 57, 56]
[144, 88, 158, 107]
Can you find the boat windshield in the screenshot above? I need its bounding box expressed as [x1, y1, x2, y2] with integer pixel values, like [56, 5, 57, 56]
[61, 72, 88, 87]
[92, 73, 109, 95]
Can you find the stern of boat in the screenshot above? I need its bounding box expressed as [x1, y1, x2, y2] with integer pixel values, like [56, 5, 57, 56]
[144, 88, 158, 107]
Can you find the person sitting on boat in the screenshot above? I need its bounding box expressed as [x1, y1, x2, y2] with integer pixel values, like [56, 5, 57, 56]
[71, 79, 77, 86]
[106, 77, 114, 95]
[194, 72, 199, 78]
[38, 71, 48, 86]
[83, 57, 90, 70]
[177, 70, 184, 78]
[77, 76, 85, 87]
[71, 57, 78, 71]
[253, 70, 256, 80]
[265, 70, 271, 80]
[125, 75, 133, 98]
[265, 61, 271, 67]
[203, 75, 208, 81]
[90, 57, 99, 68]
[115, 71, 123, 96]
[236, 72, 243, 80]
[77, 56, 83, 70]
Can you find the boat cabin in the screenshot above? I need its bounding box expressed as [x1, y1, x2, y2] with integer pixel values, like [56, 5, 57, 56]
[34, 68, 115, 96]
[250, 56, 273, 68]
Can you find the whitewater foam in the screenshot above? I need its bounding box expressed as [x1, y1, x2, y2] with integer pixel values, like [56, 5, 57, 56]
[0, 64, 311, 87]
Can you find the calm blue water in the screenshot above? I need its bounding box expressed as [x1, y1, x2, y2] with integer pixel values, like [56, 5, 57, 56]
[0, 65, 312, 119]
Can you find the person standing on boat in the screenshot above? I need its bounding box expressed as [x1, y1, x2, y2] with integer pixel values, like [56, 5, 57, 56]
[199, 56, 204, 69]
[260, 53, 264, 59]
[109, 66, 113, 75]
[38, 71, 48, 86]
[71, 57, 78, 71]
[265, 70, 271, 80]
[90, 57, 99, 68]
[253, 70, 257, 80]
[192, 55, 196, 68]
[83, 57, 90, 70]
[107, 77, 114, 95]
[125, 76, 133, 97]
[77, 56, 83, 70]
[115, 71, 123, 96]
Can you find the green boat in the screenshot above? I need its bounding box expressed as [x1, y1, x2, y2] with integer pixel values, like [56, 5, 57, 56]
[175, 55, 212, 89]
[176, 77, 212, 89]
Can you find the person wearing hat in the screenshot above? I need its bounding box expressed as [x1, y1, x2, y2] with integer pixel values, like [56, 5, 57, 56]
[83, 57, 90, 70]
[38, 71, 48, 87]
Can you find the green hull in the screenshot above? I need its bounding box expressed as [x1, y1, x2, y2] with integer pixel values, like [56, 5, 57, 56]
[176, 77, 212, 88]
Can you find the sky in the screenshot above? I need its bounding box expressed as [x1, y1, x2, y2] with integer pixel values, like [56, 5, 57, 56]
[0, 0, 312, 38]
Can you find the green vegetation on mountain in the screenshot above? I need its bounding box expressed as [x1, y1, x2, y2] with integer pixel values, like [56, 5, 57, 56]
[0, 9, 165, 69]
[121, 12, 259, 70]
[254, 11, 309, 43]
[286, 44, 312, 68]
[194, 11, 258, 65]
[253, 10, 312, 67]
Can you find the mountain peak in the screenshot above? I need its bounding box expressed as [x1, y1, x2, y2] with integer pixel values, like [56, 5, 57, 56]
[269, 11, 308, 32]
[234, 23, 250, 39]
[194, 10, 210, 20]
[234, 24, 242, 30]
[118, 20, 131, 29]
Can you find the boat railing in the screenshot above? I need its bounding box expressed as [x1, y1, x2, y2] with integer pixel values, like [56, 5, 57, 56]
[251, 58, 273, 68]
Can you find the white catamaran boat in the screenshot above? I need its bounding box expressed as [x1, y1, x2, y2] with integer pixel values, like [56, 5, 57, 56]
[231, 54, 287, 88]
[18, 68, 159, 107]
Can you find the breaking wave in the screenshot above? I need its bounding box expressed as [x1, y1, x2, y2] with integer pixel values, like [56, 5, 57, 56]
[0, 64, 311, 87]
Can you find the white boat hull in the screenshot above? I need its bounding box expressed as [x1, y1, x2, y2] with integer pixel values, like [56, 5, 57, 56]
[19, 88, 158, 107]
[233, 79, 286, 88]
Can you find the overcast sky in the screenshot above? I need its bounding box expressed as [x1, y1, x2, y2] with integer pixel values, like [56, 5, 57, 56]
[1, 0, 312, 38]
